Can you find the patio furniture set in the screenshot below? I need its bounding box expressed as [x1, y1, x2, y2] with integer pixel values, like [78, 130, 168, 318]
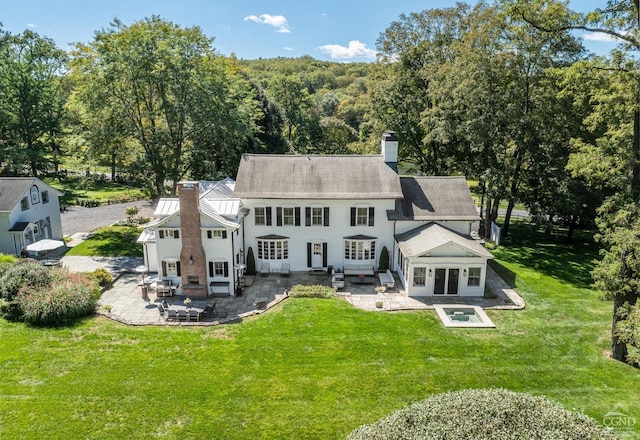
[259, 262, 290, 276]
[157, 300, 225, 322]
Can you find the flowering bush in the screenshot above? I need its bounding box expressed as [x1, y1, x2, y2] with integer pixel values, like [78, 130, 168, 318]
[347, 388, 614, 440]
[0, 259, 53, 302]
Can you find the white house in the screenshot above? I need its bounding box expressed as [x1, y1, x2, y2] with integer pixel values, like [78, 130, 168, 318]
[0, 177, 64, 256]
[138, 132, 493, 299]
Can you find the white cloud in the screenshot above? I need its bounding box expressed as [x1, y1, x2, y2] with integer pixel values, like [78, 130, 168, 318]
[317, 40, 376, 60]
[284, 46, 294, 51]
[582, 31, 624, 43]
[244, 14, 291, 33]
[27, 23, 37, 28]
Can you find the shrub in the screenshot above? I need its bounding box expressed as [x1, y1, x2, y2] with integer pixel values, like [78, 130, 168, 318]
[289, 285, 334, 299]
[18, 273, 98, 325]
[0, 259, 53, 302]
[85, 268, 113, 287]
[378, 246, 389, 272]
[347, 389, 614, 440]
[246, 246, 256, 275]
[0, 253, 17, 264]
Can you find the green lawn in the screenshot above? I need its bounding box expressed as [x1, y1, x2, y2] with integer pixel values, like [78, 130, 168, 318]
[65, 226, 143, 257]
[2, 225, 640, 439]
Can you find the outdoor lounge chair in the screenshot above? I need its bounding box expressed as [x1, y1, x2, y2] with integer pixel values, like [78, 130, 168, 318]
[157, 304, 166, 317]
[280, 263, 290, 277]
[162, 299, 169, 310]
[188, 309, 200, 322]
[157, 280, 173, 297]
[177, 310, 188, 321]
[260, 262, 270, 277]
[166, 309, 177, 321]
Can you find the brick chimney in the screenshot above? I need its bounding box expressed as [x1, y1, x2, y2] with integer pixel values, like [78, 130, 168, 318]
[381, 131, 398, 166]
[178, 181, 207, 298]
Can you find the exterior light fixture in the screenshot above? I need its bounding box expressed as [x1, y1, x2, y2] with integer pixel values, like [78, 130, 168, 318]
[429, 268, 432, 277]
[189, 255, 193, 265]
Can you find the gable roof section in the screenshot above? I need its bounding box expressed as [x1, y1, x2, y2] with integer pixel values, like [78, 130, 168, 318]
[395, 222, 493, 258]
[0, 177, 63, 212]
[233, 154, 403, 199]
[389, 176, 479, 221]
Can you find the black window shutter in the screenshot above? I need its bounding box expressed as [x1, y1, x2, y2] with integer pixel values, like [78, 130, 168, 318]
[159, 230, 165, 239]
[324, 207, 330, 226]
[295, 207, 301, 226]
[307, 243, 312, 267]
[162, 261, 167, 275]
[305, 207, 311, 226]
[176, 262, 181, 276]
[224, 262, 229, 278]
[350, 207, 356, 226]
[209, 261, 214, 277]
[368, 207, 375, 226]
[266, 207, 272, 226]
[322, 243, 328, 267]
[207, 230, 212, 239]
[222, 230, 227, 239]
[276, 207, 283, 226]
[175, 230, 180, 239]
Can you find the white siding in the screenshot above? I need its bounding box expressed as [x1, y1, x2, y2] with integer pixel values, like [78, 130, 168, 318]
[242, 198, 397, 272]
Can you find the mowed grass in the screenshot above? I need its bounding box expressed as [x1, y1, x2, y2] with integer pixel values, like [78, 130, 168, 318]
[2, 224, 640, 439]
[65, 226, 143, 257]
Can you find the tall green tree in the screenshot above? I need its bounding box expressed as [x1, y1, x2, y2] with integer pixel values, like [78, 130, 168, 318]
[0, 28, 68, 176]
[71, 16, 257, 195]
[515, 0, 640, 365]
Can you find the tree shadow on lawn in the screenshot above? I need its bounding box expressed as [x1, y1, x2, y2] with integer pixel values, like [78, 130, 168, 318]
[496, 225, 599, 290]
[75, 227, 142, 257]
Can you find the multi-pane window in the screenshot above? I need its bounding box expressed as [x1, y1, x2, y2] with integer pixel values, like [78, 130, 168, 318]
[214, 262, 225, 276]
[255, 207, 266, 225]
[356, 207, 368, 225]
[21, 197, 28, 211]
[207, 230, 226, 239]
[158, 229, 179, 239]
[312, 207, 323, 225]
[413, 267, 426, 286]
[166, 261, 178, 275]
[467, 267, 481, 286]
[257, 239, 289, 260]
[344, 240, 376, 261]
[42, 191, 49, 204]
[282, 207, 294, 225]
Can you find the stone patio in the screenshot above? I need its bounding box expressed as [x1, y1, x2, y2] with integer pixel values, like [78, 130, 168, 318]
[96, 266, 523, 326]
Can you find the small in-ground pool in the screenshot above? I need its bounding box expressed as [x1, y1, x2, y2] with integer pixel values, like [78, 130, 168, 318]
[433, 305, 495, 328]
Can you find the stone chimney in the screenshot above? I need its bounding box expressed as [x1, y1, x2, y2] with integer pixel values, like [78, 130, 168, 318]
[178, 181, 207, 298]
[381, 131, 398, 165]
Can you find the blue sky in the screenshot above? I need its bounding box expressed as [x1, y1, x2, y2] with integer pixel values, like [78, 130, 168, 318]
[0, 0, 619, 61]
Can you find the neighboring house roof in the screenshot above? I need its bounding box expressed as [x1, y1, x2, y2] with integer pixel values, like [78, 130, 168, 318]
[154, 198, 180, 217]
[389, 176, 480, 221]
[9, 221, 31, 231]
[395, 222, 493, 258]
[233, 153, 404, 199]
[0, 177, 62, 212]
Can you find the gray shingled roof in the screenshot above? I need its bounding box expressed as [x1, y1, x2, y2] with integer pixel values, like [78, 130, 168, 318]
[390, 177, 479, 221]
[0, 177, 63, 212]
[395, 222, 493, 258]
[233, 154, 404, 199]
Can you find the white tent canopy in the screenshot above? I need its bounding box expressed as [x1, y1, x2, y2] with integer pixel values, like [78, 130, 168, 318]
[25, 239, 65, 252]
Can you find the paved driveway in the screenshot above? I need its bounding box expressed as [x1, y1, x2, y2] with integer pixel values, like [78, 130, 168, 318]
[61, 200, 156, 236]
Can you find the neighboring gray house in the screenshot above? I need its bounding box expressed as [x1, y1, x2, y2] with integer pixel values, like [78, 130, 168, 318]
[0, 177, 64, 256]
[139, 132, 493, 298]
